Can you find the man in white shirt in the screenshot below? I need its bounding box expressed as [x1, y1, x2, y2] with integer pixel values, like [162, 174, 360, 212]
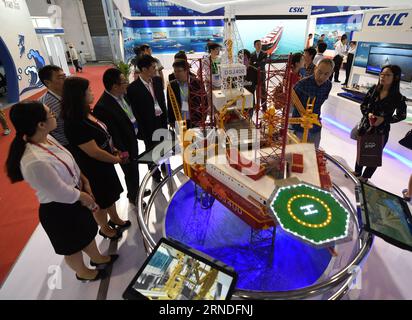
[313, 42, 327, 66]
[127, 55, 168, 183]
[343, 41, 357, 86]
[68, 43, 83, 73]
[330, 34, 348, 83]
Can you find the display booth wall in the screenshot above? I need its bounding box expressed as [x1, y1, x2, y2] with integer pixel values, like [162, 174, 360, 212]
[121, 0, 309, 68]
[305, 6, 377, 58]
[350, 8, 412, 98]
[0, 0, 49, 104]
[321, 7, 412, 166]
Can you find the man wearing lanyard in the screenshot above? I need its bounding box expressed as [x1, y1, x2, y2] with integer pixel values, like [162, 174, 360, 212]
[94, 68, 150, 205]
[167, 59, 204, 129]
[127, 55, 168, 183]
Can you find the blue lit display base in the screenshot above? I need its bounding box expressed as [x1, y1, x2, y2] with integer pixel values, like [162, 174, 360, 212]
[165, 181, 332, 291]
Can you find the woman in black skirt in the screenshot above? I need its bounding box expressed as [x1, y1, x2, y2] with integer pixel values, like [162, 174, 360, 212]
[6, 101, 117, 281]
[62, 77, 129, 240]
[354, 65, 407, 182]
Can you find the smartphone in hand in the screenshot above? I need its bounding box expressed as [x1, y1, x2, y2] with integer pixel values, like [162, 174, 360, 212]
[120, 151, 129, 160]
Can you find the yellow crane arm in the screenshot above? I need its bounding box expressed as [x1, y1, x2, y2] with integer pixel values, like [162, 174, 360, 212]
[291, 88, 307, 116]
[167, 83, 183, 122]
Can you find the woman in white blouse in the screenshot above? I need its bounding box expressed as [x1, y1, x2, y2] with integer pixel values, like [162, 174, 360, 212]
[6, 101, 118, 281]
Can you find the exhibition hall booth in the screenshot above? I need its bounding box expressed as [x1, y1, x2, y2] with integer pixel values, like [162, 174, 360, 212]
[0, 0, 412, 302]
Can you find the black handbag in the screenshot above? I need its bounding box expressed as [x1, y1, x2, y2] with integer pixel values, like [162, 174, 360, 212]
[350, 117, 368, 140]
[399, 130, 412, 150]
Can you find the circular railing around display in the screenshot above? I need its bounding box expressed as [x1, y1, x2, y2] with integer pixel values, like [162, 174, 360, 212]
[136, 153, 374, 300]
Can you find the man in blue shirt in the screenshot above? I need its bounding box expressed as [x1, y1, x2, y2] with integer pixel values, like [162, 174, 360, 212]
[291, 59, 334, 148]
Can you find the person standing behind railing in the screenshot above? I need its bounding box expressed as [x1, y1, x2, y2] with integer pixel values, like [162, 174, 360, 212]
[353, 65, 407, 183]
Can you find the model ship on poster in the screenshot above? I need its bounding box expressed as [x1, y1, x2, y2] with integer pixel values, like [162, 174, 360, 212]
[261, 26, 283, 55]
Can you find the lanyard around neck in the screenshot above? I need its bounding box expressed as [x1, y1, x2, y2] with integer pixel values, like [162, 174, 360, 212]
[30, 140, 76, 180]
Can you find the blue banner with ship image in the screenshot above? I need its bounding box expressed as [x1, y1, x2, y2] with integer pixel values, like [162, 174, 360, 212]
[129, 0, 224, 17]
[123, 18, 224, 61]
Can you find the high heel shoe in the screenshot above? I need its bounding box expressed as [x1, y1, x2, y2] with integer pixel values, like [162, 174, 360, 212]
[98, 228, 122, 240]
[76, 269, 107, 282]
[108, 220, 131, 230]
[90, 254, 119, 267]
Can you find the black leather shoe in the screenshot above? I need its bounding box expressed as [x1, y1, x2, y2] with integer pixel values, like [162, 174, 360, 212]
[153, 175, 162, 183]
[98, 229, 122, 240]
[108, 220, 131, 230]
[90, 254, 119, 267]
[76, 269, 107, 282]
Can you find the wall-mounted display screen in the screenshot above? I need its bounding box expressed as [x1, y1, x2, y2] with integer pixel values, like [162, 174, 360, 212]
[236, 16, 307, 57]
[366, 46, 412, 82]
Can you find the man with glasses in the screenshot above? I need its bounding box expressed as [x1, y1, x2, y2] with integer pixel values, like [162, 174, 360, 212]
[94, 68, 150, 206]
[127, 55, 168, 183]
[38, 65, 69, 148]
[167, 59, 205, 129]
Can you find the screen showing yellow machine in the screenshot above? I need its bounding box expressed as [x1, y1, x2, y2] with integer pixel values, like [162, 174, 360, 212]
[123, 238, 237, 300]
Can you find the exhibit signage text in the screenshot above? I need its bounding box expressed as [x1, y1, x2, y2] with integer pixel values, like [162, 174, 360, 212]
[2, 0, 20, 10]
[289, 7, 305, 13]
[362, 9, 412, 32]
[367, 12, 408, 27]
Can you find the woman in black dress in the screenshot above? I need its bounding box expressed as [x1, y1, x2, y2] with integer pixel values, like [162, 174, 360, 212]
[6, 101, 117, 281]
[354, 65, 407, 182]
[62, 77, 129, 240]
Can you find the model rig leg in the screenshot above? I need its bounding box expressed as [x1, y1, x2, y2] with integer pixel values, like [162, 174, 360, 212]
[194, 184, 215, 209]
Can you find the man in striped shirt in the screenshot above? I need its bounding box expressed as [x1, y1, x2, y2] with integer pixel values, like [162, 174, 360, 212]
[38, 65, 69, 148]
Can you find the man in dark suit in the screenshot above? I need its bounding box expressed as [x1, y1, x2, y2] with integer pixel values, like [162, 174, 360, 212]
[250, 40, 268, 110]
[167, 59, 206, 129]
[127, 55, 168, 182]
[93, 68, 150, 205]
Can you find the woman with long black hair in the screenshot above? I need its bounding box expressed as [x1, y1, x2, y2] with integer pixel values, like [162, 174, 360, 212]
[354, 65, 407, 182]
[62, 77, 129, 240]
[6, 101, 117, 281]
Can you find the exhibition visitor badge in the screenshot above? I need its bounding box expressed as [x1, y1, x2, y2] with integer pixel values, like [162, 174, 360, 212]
[182, 100, 189, 112]
[154, 101, 163, 116]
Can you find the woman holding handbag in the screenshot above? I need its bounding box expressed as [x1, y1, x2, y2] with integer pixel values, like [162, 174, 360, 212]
[354, 65, 407, 182]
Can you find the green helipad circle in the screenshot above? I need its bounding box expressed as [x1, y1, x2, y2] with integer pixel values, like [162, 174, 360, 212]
[270, 184, 351, 246]
[287, 194, 332, 228]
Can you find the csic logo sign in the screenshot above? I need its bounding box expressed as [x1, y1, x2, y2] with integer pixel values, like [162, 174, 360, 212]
[289, 7, 305, 13]
[368, 12, 409, 27]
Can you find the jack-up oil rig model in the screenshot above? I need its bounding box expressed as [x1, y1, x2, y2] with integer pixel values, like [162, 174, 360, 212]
[167, 8, 347, 248]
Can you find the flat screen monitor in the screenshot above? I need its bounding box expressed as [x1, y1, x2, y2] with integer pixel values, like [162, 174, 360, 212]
[359, 182, 412, 251]
[123, 238, 238, 300]
[366, 46, 412, 82]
